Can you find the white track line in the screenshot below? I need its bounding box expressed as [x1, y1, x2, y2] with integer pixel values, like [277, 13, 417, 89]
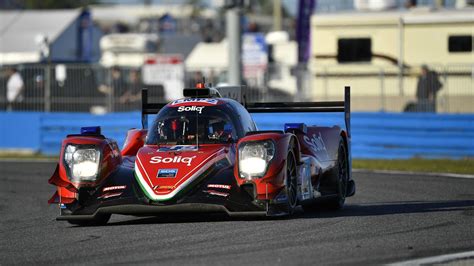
[354, 169, 474, 179]
[387, 250, 474, 266]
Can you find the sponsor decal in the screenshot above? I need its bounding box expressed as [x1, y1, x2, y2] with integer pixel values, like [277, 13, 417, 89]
[150, 155, 196, 166]
[158, 145, 197, 152]
[207, 184, 231, 190]
[204, 190, 229, 197]
[303, 132, 327, 153]
[157, 169, 178, 178]
[102, 185, 127, 192]
[177, 106, 205, 114]
[98, 192, 123, 199]
[153, 185, 175, 191]
[171, 98, 218, 105]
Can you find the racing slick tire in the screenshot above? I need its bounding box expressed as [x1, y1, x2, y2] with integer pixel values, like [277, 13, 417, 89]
[285, 149, 298, 215]
[325, 138, 349, 210]
[67, 214, 111, 226]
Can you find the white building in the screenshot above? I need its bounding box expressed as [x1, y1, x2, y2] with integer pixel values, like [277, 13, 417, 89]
[0, 9, 102, 65]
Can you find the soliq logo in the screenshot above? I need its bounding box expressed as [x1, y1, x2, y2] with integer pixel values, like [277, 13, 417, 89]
[177, 106, 204, 114]
[150, 156, 196, 166]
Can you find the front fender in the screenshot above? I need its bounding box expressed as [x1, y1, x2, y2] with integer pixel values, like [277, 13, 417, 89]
[49, 134, 122, 205]
[234, 132, 297, 200]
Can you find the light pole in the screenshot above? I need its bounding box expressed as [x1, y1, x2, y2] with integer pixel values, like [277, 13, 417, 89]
[225, 1, 242, 86]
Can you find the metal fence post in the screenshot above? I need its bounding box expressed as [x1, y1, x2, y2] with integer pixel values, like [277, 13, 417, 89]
[444, 65, 449, 113]
[44, 65, 51, 112]
[107, 67, 113, 112]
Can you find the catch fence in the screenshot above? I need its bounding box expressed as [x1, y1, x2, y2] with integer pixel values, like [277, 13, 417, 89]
[0, 63, 472, 113]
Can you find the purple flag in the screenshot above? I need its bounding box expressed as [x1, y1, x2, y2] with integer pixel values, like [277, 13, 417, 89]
[296, 0, 316, 63]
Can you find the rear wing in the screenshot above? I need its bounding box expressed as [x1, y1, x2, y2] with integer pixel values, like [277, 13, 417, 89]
[245, 86, 351, 138]
[141, 86, 351, 138]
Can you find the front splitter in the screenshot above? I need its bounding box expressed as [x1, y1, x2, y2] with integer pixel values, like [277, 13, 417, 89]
[56, 203, 268, 221]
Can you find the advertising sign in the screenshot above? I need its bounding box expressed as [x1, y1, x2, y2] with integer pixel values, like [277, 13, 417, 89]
[142, 54, 184, 101]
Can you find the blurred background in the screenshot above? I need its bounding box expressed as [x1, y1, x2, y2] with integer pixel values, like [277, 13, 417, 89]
[0, 0, 473, 159]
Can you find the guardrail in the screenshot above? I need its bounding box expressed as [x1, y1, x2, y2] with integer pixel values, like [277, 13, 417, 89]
[0, 112, 472, 159]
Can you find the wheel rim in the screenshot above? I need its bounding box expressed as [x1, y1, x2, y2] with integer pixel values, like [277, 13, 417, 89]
[286, 153, 298, 208]
[337, 145, 348, 202]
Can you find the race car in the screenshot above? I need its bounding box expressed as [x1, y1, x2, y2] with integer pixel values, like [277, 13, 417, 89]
[48, 83, 355, 225]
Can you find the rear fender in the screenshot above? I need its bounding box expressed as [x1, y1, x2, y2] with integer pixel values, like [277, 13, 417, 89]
[299, 126, 344, 162]
[234, 132, 298, 200]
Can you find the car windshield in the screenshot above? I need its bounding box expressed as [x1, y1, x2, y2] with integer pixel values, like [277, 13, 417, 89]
[147, 106, 236, 145]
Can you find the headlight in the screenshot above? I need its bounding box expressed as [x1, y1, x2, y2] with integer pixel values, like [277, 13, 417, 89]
[64, 144, 101, 182]
[238, 140, 275, 178]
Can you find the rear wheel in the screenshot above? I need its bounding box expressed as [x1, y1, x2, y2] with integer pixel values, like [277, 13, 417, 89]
[325, 139, 348, 210]
[285, 150, 298, 215]
[67, 214, 111, 226]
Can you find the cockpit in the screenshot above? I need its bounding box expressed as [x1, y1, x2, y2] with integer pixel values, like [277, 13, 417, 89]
[146, 103, 237, 145]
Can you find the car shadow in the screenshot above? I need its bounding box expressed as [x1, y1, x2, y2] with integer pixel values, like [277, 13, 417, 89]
[105, 212, 271, 226]
[296, 199, 474, 219]
[101, 200, 474, 227]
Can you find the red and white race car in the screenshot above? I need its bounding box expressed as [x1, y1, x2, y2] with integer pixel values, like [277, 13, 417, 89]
[49, 83, 355, 225]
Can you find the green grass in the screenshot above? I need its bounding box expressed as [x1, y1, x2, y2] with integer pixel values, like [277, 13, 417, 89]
[353, 158, 474, 175]
[0, 152, 57, 160]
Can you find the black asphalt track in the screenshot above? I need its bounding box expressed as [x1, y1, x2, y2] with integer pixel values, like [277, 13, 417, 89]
[0, 161, 473, 265]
